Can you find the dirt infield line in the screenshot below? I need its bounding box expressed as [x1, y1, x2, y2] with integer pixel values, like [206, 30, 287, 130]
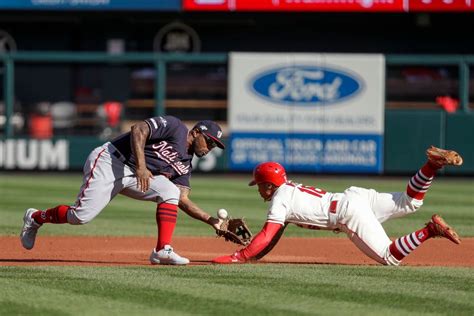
[1, 236, 473, 267]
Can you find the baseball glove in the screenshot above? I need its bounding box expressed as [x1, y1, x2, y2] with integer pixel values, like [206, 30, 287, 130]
[216, 218, 252, 246]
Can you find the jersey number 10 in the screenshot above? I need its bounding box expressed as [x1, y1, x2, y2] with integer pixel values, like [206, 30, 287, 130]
[288, 183, 326, 198]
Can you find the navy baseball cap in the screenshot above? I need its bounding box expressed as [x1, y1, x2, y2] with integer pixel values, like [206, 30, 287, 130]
[193, 120, 225, 149]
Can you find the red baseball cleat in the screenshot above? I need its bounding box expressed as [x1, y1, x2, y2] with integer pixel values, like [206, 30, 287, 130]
[426, 214, 461, 245]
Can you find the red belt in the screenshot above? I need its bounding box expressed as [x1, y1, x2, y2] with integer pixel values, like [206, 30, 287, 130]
[329, 200, 338, 214]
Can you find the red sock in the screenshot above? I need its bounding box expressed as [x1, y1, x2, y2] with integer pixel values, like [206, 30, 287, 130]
[422, 161, 440, 176]
[156, 202, 178, 250]
[406, 163, 437, 200]
[389, 227, 430, 261]
[32, 205, 69, 224]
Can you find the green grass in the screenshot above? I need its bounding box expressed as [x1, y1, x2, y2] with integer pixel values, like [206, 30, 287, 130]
[1, 173, 473, 315]
[1, 173, 473, 237]
[0, 265, 473, 316]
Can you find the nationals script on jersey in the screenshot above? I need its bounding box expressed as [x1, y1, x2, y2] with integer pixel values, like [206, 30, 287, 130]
[111, 116, 192, 187]
[266, 182, 338, 230]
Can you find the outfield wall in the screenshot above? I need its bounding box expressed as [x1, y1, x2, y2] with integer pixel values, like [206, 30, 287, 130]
[385, 111, 474, 174]
[1, 52, 473, 175]
[1, 110, 472, 174]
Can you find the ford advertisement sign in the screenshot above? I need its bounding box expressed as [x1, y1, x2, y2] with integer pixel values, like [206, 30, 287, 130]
[249, 66, 363, 106]
[229, 53, 385, 173]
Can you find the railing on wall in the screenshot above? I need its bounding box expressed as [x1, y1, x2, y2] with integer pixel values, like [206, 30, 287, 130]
[1, 52, 473, 139]
[385, 55, 473, 113]
[0, 51, 228, 138]
[1, 51, 473, 174]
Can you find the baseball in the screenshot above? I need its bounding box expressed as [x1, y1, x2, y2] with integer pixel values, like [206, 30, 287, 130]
[217, 208, 228, 220]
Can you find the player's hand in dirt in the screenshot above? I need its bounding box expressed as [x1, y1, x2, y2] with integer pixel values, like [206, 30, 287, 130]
[212, 251, 246, 264]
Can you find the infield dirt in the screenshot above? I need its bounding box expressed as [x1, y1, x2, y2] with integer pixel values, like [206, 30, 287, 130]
[1, 236, 473, 267]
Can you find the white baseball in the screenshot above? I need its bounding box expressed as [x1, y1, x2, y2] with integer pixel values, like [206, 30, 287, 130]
[217, 208, 228, 220]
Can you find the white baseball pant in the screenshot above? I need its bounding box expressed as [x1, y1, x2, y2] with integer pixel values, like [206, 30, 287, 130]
[67, 142, 180, 225]
[334, 186, 423, 265]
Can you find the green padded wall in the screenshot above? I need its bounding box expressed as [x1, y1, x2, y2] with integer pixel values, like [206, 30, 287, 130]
[445, 113, 474, 174]
[384, 110, 444, 173]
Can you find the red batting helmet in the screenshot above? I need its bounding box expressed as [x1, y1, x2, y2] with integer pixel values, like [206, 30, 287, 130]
[248, 161, 287, 187]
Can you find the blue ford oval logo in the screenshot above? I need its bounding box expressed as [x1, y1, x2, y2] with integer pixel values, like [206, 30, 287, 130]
[249, 66, 363, 106]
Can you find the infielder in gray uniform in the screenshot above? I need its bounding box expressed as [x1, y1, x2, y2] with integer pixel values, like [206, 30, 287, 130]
[20, 115, 225, 265]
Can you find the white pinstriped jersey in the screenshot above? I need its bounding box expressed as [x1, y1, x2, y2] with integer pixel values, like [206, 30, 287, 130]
[266, 182, 336, 230]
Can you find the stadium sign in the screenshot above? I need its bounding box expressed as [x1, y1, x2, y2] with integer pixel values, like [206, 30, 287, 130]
[229, 52, 385, 174]
[183, 0, 474, 12]
[183, 0, 405, 11]
[0, 139, 68, 170]
[250, 66, 363, 106]
[154, 22, 201, 53]
[0, 0, 181, 11]
[0, 138, 227, 171]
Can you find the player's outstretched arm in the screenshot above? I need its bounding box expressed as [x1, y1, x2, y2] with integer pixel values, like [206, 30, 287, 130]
[177, 186, 221, 230]
[253, 223, 287, 260]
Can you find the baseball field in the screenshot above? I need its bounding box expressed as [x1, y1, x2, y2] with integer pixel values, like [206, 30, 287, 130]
[1, 173, 473, 315]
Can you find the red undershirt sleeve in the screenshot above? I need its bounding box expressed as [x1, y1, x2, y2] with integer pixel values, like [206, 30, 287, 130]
[239, 222, 285, 260]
